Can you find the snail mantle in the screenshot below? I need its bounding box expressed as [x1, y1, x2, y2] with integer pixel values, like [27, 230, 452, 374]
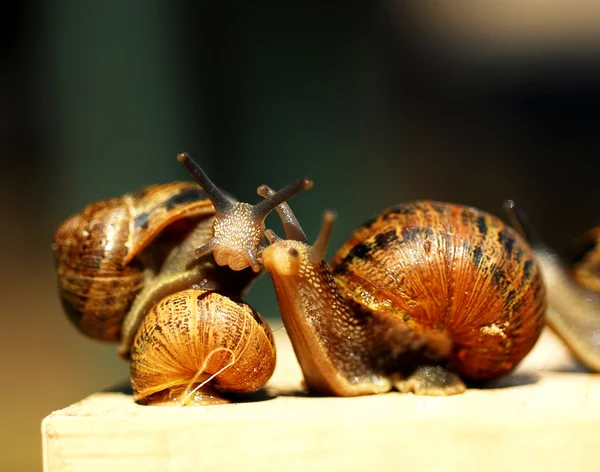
[42, 328, 600, 472]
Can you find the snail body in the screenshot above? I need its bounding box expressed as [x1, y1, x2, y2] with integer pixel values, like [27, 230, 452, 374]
[505, 202, 600, 372]
[262, 200, 546, 396]
[572, 227, 600, 293]
[53, 153, 312, 404]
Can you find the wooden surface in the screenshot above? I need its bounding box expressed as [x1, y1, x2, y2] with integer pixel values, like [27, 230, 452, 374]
[42, 328, 600, 472]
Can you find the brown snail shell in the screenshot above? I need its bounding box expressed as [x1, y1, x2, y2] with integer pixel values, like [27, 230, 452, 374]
[262, 200, 547, 396]
[52, 152, 313, 359]
[330, 201, 546, 380]
[130, 289, 276, 405]
[52, 182, 215, 341]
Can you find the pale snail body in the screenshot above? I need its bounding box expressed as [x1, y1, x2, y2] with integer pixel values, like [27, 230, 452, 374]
[534, 252, 600, 372]
[262, 200, 546, 396]
[505, 204, 600, 372]
[53, 153, 311, 404]
[572, 227, 600, 293]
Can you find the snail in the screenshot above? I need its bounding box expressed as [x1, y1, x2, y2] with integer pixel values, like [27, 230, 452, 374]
[504, 201, 600, 372]
[52, 152, 312, 404]
[260, 199, 546, 396]
[129, 289, 276, 405]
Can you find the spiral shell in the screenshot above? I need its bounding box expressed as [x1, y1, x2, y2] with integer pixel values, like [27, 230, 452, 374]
[130, 289, 276, 405]
[52, 182, 214, 341]
[330, 200, 546, 380]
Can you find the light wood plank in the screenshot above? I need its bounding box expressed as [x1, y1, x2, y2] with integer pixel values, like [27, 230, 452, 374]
[42, 328, 600, 472]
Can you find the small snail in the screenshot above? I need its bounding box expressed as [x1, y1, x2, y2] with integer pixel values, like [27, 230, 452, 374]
[130, 289, 276, 405]
[53, 152, 312, 404]
[261, 200, 546, 396]
[504, 201, 600, 372]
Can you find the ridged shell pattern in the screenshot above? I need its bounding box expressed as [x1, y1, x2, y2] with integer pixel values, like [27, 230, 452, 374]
[130, 289, 276, 404]
[53, 198, 144, 341]
[52, 182, 214, 341]
[330, 200, 546, 380]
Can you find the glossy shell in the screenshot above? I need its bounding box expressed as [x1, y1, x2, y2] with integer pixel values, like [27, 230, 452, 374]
[130, 289, 276, 405]
[330, 200, 546, 380]
[52, 182, 215, 341]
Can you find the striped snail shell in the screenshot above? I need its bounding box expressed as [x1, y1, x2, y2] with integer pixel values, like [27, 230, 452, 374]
[130, 289, 276, 406]
[52, 152, 312, 359]
[52, 181, 214, 342]
[262, 200, 546, 396]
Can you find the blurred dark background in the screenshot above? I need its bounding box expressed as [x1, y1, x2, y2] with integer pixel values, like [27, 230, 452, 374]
[2, 2, 600, 470]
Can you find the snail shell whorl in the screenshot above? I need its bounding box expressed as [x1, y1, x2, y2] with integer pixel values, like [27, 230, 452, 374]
[130, 289, 276, 405]
[330, 200, 546, 380]
[52, 182, 215, 342]
[53, 199, 144, 341]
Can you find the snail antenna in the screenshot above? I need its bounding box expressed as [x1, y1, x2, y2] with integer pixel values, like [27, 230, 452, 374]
[258, 184, 308, 243]
[177, 152, 233, 214]
[310, 210, 336, 263]
[252, 179, 313, 222]
[177, 152, 312, 272]
[503, 199, 542, 248]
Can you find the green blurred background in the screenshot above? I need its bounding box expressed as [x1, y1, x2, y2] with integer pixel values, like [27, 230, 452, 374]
[2, 2, 600, 470]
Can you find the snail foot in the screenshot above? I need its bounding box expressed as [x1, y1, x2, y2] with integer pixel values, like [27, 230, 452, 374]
[392, 365, 466, 396]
